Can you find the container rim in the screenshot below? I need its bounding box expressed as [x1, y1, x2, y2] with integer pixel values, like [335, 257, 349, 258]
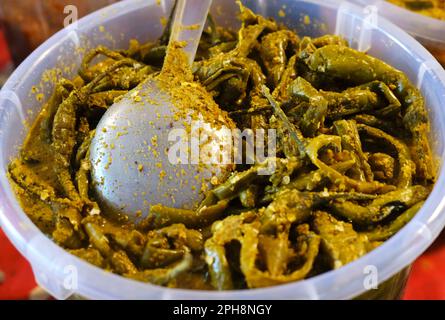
[1, 0, 445, 299]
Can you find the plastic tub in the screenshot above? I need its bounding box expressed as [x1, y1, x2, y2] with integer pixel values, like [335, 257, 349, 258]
[1, 0, 445, 300]
[351, 0, 445, 66]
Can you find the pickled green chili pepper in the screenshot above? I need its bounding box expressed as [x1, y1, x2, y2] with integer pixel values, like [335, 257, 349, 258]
[313, 211, 367, 269]
[287, 77, 328, 137]
[357, 123, 415, 188]
[149, 198, 230, 229]
[205, 241, 234, 290]
[334, 120, 373, 182]
[141, 224, 203, 269]
[361, 201, 425, 241]
[127, 250, 193, 285]
[273, 54, 298, 102]
[75, 130, 95, 168]
[369, 153, 396, 181]
[358, 81, 402, 118]
[305, 135, 394, 194]
[8, 160, 59, 203]
[260, 188, 378, 234]
[212, 160, 270, 200]
[79, 45, 128, 81]
[240, 223, 320, 288]
[52, 59, 136, 202]
[53, 216, 83, 249]
[86, 90, 128, 110]
[331, 185, 429, 226]
[204, 211, 257, 290]
[388, 0, 445, 19]
[306, 44, 434, 180]
[258, 231, 289, 276]
[262, 85, 307, 158]
[260, 30, 299, 87]
[69, 248, 105, 268]
[353, 114, 402, 137]
[84, 222, 113, 257]
[288, 79, 395, 122]
[239, 185, 259, 208]
[29, 79, 74, 149]
[91, 65, 154, 92]
[405, 0, 435, 10]
[260, 189, 313, 234]
[278, 160, 356, 192]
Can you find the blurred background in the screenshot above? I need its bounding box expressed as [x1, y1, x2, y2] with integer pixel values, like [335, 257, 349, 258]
[0, 0, 444, 300]
[0, 0, 118, 66]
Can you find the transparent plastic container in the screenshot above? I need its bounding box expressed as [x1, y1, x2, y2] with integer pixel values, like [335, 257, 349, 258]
[1, 0, 445, 300]
[351, 0, 445, 66]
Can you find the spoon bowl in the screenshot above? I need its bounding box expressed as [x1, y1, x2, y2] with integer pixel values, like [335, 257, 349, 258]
[90, 76, 232, 221]
[89, 0, 237, 221]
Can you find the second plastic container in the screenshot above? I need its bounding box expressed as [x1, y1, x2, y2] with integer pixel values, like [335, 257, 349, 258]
[352, 0, 445, 66]
[1, 0, 445, 299]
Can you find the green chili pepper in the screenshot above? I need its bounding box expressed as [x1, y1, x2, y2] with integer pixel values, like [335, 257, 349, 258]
[330, 185, 429, 226]
[313, 211, 367, 269]
[361, 201, 425, 241]
[306, 44, 433, 180]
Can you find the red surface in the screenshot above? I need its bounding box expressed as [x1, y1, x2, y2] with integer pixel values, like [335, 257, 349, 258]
[0, 229, 37, 300]
[403, 231, 445, 299]
[0, 26, 11, 70]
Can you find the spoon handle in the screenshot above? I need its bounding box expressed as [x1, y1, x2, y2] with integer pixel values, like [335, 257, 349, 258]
[169, 0, 212, 66]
